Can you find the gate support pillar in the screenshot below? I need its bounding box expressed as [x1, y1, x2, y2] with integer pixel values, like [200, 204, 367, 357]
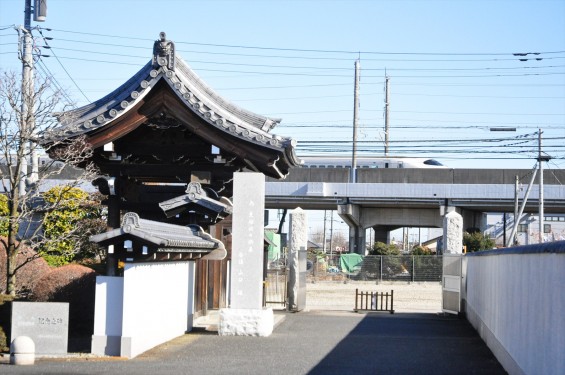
[443, 211, 463, 254]
[288, 208, 307, 312]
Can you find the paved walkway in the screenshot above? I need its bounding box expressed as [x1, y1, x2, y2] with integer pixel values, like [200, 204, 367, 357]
[1, 311, 506, 375]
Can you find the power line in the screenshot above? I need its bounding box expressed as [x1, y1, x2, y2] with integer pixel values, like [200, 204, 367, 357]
[17, 27, 562, 167]
[271, 108, 565, 116]
[37, 29, 90, 103]
[23, 45, 565, 73]
[45, 35, 565, 63]
[35, 58, 75, 105]
[46, 28, 565, 57]
[25, 53, 565, 78]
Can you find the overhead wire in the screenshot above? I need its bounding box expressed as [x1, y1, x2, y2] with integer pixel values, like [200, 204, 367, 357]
[36, 28, 90, 103]
[45, 28, 565, 56]
[34, 58, 75, 105]
[11, 27, 562, 164]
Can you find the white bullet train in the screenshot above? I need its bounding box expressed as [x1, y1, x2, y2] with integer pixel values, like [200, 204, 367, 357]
[299, 155, 447, 169]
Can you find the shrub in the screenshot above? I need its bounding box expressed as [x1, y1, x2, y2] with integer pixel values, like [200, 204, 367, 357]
[369, 241, 401, 255]
[0, 194, 9, 237]
[40, 187, 105, 266]
[0, 237, 51, 297]
[463, 231, 496, 252]
[411, 245, 433, 255]
[32, 264, 97, 336]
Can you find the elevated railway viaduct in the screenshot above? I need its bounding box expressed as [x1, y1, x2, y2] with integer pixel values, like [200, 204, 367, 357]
[265, 168, 565, 253]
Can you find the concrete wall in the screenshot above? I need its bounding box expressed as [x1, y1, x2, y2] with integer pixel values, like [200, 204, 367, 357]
[464, 243, 565, 375]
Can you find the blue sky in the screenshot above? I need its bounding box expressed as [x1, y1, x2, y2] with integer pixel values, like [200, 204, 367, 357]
[1, 0, 564, 169]
[1, 0, 564, 235]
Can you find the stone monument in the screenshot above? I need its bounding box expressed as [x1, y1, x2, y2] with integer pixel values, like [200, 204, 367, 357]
[219, 172, 273, 336]
[11, 302, 69, 355]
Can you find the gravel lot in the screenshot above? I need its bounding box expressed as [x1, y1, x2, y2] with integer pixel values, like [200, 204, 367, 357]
[305, 280, 442, 313]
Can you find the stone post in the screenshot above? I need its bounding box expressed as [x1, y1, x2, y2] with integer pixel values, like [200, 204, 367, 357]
[443, 211, 463, 254]
[219, 172, 273, 336]
[288, 207, 307, 311]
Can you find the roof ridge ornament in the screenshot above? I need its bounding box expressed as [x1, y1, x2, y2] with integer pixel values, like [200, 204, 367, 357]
[122, 212, 141, 229]
[153, 32, 175, 71]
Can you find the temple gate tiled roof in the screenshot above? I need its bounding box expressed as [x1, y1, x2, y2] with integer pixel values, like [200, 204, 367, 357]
[41, 32, 300, 179]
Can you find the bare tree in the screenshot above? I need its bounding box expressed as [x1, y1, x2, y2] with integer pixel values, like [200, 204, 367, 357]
[309, 227, 325, 245]
[0, 70, 98, 296]
[331, 231, 348, 252]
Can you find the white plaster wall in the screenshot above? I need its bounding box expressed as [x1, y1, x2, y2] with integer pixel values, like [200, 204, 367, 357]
[121, 261, 194, 358]
[92, 276, 124, 356]
[466, 253, 565, 375]
[93, 276, 124, 337]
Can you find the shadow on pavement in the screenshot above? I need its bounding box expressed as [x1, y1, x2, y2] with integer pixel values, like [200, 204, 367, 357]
[308, 313, 507, 375]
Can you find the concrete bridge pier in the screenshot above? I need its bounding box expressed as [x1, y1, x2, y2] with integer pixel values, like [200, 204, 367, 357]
[371, 225, 401, 246]
[338, 202, 489, 254]
[348, 225, 366, 255]
[458, 208, 488, 233]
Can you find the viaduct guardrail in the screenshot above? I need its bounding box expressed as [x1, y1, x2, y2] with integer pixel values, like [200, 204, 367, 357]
[265, 168, 565, 213]
[267, 167, 565, 185]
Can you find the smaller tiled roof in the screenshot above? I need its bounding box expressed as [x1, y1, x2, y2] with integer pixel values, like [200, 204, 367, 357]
[90, 212, 226, 259]
[159, 182, 233, 220]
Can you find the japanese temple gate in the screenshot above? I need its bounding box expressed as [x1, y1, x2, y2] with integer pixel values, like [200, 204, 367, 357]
[42, 32, 299, 357]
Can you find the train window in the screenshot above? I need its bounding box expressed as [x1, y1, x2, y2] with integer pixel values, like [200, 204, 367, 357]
[423, 159, 444, 166]
[518, 224, 527, 232]
[544, 224, 551, 233]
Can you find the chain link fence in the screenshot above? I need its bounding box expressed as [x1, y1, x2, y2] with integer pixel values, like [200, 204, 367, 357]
[309, 255, 443, 283]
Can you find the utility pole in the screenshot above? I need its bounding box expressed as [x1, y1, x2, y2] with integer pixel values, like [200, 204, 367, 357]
[507, 165, 538, 247]
[18, 0, 46, 195]
[384, 75, 390, 156]
[18, 0, 34, 196]
[502, 213, 507, 247]
[513, 175, 519, 245]
[351, 59, 360, 183]
[329, 210, 334, 265]
[322, 210, 327, 254]
[537, 129, 550, 243]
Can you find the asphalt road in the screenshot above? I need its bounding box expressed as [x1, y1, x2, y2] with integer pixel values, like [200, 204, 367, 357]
[1, 311, 506, 375]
